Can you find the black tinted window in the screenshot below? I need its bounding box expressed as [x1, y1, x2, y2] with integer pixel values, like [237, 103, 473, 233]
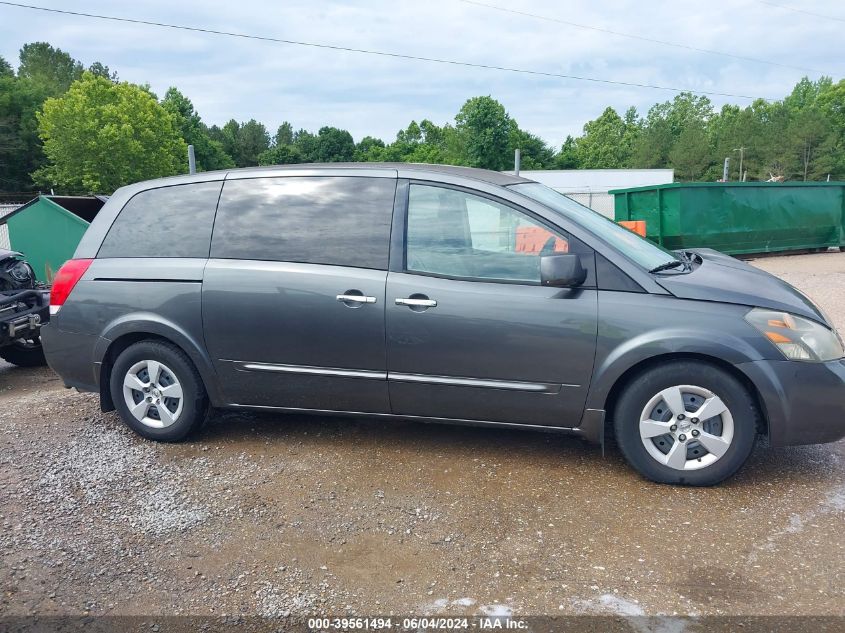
[98, 182, 222, 258]
[212, 177, 396, 269]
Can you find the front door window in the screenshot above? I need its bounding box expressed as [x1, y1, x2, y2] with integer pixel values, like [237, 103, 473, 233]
[406, 185, 569, 283]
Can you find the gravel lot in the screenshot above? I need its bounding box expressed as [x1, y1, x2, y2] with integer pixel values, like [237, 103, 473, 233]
[1, 252, 844, 623]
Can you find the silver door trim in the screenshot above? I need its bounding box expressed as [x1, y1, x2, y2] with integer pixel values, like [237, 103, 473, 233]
[232, 361, 387, 380]
[388, 372, 571, 393]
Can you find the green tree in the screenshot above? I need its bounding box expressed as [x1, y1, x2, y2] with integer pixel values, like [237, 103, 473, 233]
[274, 121, 294, 146]
[209, 119, 238, 158]
[258, 143, 303, 165]
[788, 106, 830, 180]
[454, 96, 513, 170]
[0, 70, 47, 192]
[211, 119, 270, 167]
[261, 125, 356, 163]
[629, 118, 673, 168]
[629, 93, 713, 174]
[354, 135, 386, 161]
[817, 79, 845, 178]
[509, 126, 554, 169]
[289, 128, 317, 162]
[419, 119, 446, 147]
[707, 104, 758, 180]
[312, 126, 355, 162]
[18, 42, 83, 96]
[88, 61, 119, 82]
[0, 43, 90, 192]
[236, 119, 270, 167]
[575, 107, 631, 168]
[162, 87, 234, 171]
[555, 136, 580, 169]
[0, 56, 12, 78]
[35, 73, 187, 192]
[668, 124, 711, 180]
[784, 76, 833, 113]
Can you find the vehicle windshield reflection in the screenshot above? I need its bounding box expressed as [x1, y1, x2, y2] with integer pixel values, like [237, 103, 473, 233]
[509, 182, 680, 272]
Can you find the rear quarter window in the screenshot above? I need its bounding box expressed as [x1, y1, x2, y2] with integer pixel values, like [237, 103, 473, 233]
[211, 176, 396, 269]
[97, 181, 223, 258]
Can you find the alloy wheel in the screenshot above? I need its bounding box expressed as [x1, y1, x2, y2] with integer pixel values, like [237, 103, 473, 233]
[122, 359, 184, 429]
[638, 384, 734, 471]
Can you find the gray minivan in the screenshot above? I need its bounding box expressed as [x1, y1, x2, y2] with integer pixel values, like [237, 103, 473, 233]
[42, 164, 845, 485]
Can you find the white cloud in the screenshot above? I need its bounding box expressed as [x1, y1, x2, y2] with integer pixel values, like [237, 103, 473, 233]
[1, 0, 841, 147]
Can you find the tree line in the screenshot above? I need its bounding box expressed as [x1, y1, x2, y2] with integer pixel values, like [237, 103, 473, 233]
[1, 41, 844, 196]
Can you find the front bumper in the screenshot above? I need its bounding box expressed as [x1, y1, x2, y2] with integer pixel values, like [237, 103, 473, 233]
[0, 289, 49, 346]
[738, 358, 845, 446]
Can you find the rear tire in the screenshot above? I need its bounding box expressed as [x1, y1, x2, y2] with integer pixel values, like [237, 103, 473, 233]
[0, 337, 47, 367]
[613, 361, 757, 486]
[110, 340, 207, 442]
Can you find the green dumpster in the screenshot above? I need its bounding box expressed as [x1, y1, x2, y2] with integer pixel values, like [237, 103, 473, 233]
[611, 182, 845, 255]
[0, 195, 107, 282]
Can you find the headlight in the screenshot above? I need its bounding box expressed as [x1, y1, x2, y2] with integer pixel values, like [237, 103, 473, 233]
[745, 308, 844, 362]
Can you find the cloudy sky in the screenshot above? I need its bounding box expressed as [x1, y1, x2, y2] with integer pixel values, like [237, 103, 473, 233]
[0, 0, 841, 147]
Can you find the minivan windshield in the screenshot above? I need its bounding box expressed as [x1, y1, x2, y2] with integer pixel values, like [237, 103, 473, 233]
[509, 182, 680, 272]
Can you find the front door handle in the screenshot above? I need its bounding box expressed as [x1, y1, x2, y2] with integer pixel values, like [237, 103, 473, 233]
[337, 293, 377, 304]
[395, 297, 437, 308]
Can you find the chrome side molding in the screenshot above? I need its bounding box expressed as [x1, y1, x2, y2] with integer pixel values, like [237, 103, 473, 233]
[389, 372, 566, 393]
[238, 361, 386, 380]
[232, 362, 575, 394]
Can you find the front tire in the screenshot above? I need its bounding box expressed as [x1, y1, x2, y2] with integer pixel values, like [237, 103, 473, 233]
[0, 337, 47, 367]
[110, 340, 208, 442]
[613, 361, 757, 486]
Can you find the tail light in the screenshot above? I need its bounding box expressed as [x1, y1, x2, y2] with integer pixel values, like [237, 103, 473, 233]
[49, 259, 93, 315]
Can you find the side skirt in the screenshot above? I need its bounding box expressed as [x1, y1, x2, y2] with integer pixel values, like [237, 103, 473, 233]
[225, 403, 606, 444]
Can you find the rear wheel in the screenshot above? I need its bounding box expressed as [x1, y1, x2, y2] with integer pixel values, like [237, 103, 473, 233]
[613, 361, 757, 486]
[0, 337, 46, 367]
[110, 340, 207, 441]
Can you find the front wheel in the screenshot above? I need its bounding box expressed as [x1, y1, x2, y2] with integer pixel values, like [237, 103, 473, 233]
[613, 361, 758, 486]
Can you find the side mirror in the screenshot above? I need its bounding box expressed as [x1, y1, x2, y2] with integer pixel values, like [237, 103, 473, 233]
[540, 254, 587, 287]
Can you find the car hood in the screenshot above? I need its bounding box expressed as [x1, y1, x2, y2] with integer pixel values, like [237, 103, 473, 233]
[655, 248, 828, 325]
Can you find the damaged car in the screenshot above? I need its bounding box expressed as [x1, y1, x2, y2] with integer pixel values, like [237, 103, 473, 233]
[0, 248, 49, 367]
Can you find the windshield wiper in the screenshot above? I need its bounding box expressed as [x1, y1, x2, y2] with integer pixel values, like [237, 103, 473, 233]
[649, 259, 687, 274]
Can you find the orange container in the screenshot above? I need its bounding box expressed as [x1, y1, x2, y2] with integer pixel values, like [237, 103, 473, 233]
[515, 226, 568, 253]
[618, 220, 646, 237]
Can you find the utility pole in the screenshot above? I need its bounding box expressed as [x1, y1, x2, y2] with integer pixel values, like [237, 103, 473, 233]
[188, 145, 197, 175]
[722, 157, 730, 182]
[514, 148, 521, 177]
[733, 147, 746, 181]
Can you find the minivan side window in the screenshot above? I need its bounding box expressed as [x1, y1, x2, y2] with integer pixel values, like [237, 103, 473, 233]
[212, 176, 396, 270]
[406, 184, 569, 283]
[98, 181, 223, 259]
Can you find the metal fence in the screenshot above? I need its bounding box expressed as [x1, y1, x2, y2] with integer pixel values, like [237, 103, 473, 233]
[0, 204, 22, 250]
[563, 192, 615, 218]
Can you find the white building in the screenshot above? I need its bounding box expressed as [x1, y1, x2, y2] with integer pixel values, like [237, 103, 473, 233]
[512, 169, 674, 218]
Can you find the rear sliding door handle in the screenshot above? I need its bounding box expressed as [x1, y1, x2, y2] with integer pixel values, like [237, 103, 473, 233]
[395, 297, 437, 308]
[336, 294, 377, 304]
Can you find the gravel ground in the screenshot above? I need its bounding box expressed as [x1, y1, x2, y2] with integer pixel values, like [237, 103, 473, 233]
[1, 252, 844, 623]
